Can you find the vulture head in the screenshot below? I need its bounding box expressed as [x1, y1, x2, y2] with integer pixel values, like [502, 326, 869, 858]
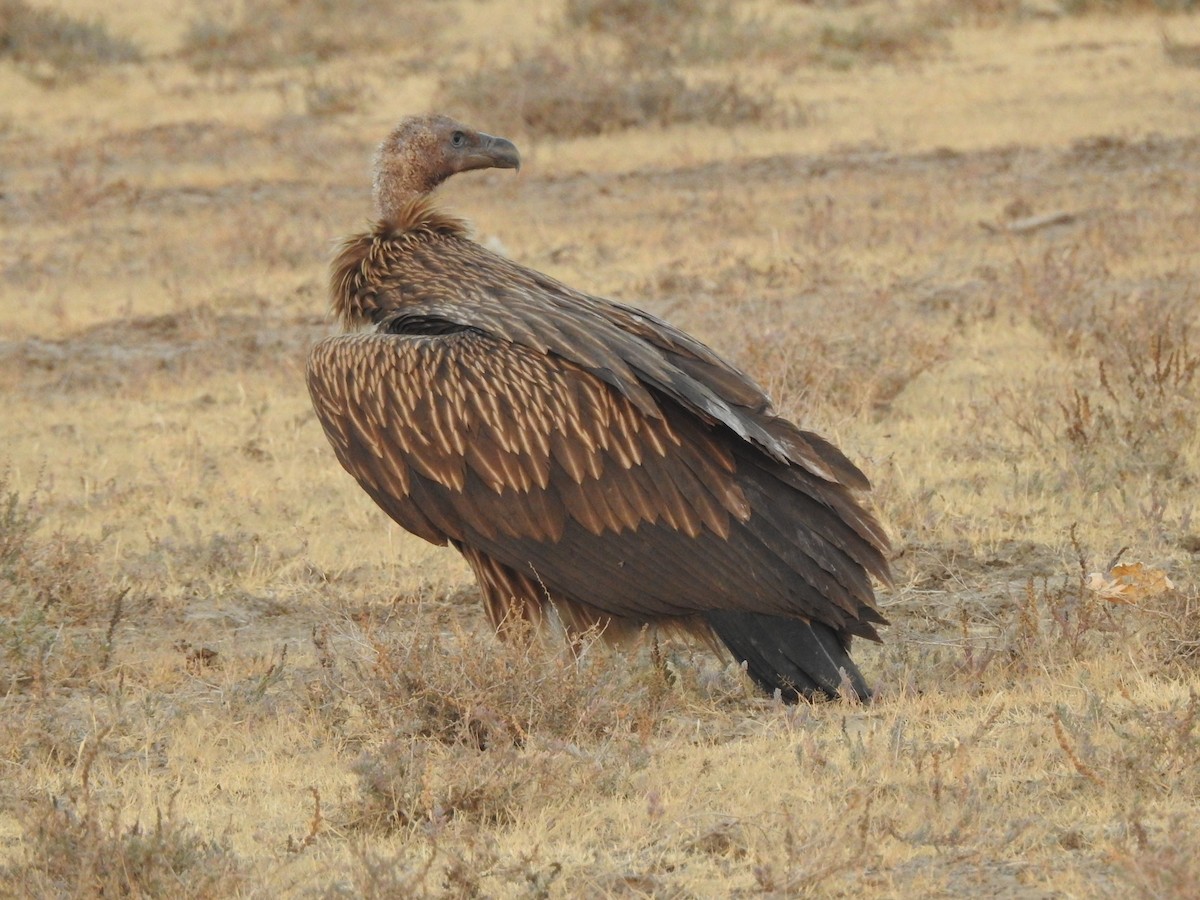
[373, 115, 521, 220]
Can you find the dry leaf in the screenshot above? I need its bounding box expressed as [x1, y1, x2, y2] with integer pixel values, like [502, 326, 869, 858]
[1086, 562, 1175, 605]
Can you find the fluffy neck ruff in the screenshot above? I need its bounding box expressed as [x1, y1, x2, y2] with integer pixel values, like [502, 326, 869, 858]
[330, 198, 470, 330]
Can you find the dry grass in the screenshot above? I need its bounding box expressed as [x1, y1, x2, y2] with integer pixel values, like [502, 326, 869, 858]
[179, 0, 454, 72]
[564, 0, 799, 63]
[1, 0, 1199, 895]
[6, 782, 246, 897]
[438, 44, 778, 139]
[1063, 0, 1197, 12]
[0, 0, 140, 83]
[808, 10, 951, 67]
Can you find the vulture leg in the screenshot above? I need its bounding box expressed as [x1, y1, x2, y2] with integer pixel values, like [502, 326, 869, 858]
[456, 542, 639, 643]
[455, 541, 546, 636]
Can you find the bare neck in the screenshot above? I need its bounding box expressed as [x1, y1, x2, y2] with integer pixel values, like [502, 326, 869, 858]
[372, 149, 443, 222]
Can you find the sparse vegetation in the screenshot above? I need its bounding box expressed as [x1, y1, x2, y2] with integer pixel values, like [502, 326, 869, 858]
[303, 70, 368, 117]
[1, 740, 245, 897]
[0, 474, 125, 694]
[982, 259, 1200, 545]
[0, 0, 1198, 894]
[1061, 0, 1198, 13]
[439, 0, 800, 138]
[0, 0, 140, 83]
[438, 44, 776, 138]
[180, 0, 455, 72]
[565, 0, 798, 63]
[810, 11, 950, 66]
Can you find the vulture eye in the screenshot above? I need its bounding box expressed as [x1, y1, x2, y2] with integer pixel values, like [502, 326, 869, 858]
[451, 131, 466, 148]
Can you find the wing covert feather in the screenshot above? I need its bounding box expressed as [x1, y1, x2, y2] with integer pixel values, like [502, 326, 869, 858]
[306, 330, 747, 550]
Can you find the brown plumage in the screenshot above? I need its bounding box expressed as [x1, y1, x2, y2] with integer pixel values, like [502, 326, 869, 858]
[307, 114, 890, 701]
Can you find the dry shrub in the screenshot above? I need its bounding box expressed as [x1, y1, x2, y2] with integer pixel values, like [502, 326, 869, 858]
[0, 0, 140, 83]
[913, 554, 1197, 696]
[442, 0, 784, 138]
[0, 473, 125, 693]
[334, 830, 564, 899]
[810, 12, 950, 67]
[137, 526, 271, 586]
[5, 530, 117, 626]
[717, 289, 949, 419]
[349, 739, 591, 834]
[986, 250, 1199, 528]
[350, 615, 646, 742]
[0, 469, 37, 575]
[318, 599, 695, 835]
[126, 518, 308, 608]
[1034, 698, 1200, 898]
[303, 71, 368, 117]
[748, 804, 875, 895]
[744, 314, 948, 420]
[1050, 690, 1199, 801]
[1011, 241, 1136, 348]
[901, 576, 1106, 692]
[32, 142, 141, 221]
[1000, 573, 1117, 674]
[565, 0, 710, 33]
[1060, 319, 1198, 478]
[643, 253, 951, 421]
[1, 742, 244, 898]
[930, 0, 1028, 23]
[872, 534, 1184, 695]
[1061, 0, 1197, 11]
[564, 0, 795, 64]
[977, 533, 1116, 676]
[437, 44, 774, 139]
[997, 278, 1199, 489]
[1135, 585, 1200, 674]
[181, 0, 454, 72]
[1114, 812, 1200, 899]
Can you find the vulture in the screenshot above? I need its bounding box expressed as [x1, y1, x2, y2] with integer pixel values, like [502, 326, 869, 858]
[307, 115, 890, 701]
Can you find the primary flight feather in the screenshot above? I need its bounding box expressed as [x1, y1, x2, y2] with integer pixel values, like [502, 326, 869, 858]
[307, 114, 890, 701]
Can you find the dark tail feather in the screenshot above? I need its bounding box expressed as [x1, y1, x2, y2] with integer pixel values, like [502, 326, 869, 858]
[704, 610, 870, 702]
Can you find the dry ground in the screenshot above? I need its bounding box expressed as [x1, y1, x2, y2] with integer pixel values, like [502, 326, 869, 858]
[2, 0, 1199, 896]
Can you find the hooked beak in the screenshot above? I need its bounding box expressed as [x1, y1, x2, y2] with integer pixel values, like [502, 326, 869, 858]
[477, 132, 521, 173]
[455, 131, 520, 175]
